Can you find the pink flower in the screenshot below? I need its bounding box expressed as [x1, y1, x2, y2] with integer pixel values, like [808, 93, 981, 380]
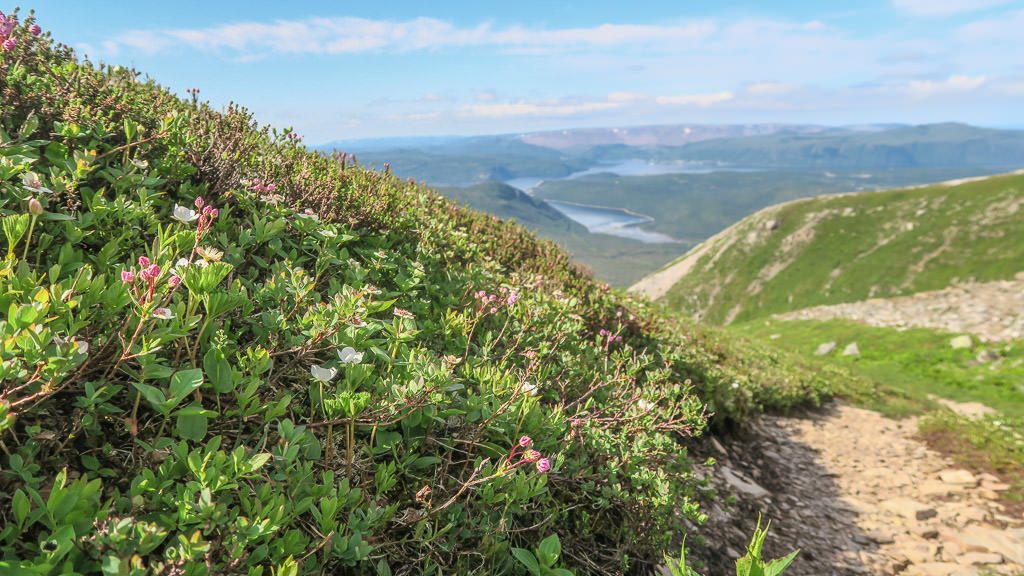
[266, 183, 277, 192]
[168, 275, 181, 288]
[522, 449, 541, 463]
[29, 24, 41, 36]
[518, 435, 532, 447]
[121, 270, 135, 284]
[535, 458, 551, 474]
[146, 264, 161, 278]
[3, 38, 17, 52]
[194, 196, 205, 209]
[138, 256, 151, 268]
[506, 291, 519, 306]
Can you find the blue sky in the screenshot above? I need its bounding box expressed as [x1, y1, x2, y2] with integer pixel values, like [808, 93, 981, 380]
[17, 0, 1024, 143]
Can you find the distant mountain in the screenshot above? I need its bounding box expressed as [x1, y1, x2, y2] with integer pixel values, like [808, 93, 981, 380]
[516, 123, 831, 150]
[667, 123, 1024, 169]
[635, 171, 1024, 324]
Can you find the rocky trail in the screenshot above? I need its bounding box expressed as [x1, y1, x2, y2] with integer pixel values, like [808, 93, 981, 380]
[695, 404, 1023, 576]
[775, 274, 1024, 342]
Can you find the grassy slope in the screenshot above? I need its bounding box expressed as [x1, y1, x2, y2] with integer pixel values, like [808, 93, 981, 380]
[441, 181, 684, 286]
[734, 319, 1024, 498]
[0, 16, 829, 574]
[659, 172, 1024, 324]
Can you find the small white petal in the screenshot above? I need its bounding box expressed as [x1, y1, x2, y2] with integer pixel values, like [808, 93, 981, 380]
[152, 308, 175, 319]
[75, 340, 89, 355]
[310, 364, 338, 382]
[172, 205, 199, 223]
[337, 347, 363, 364]
[520, 382, 538, 397]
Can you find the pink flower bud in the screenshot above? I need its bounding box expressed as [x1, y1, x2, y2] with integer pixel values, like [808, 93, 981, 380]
[3, 38, 17, 52]
[194, 196, 205, 208]
[147, 264, 161, 278]
[27, 198, 43, 216]
[168, 275, 181, 287]
[121, 270, 136, 284]
[266, 183, 277, 192]
[209, 208, 218, 219]
[523, 449, 541, 463]
[535, 458, 551, 474]
[30, 24, 41, 36]
[518, 436, 532, 447]
[138, 256, 151, 268]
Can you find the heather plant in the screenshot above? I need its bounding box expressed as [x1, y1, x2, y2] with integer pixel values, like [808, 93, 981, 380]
[0, 8, 813, 574]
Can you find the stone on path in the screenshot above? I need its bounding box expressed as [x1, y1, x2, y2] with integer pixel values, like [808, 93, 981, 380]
[842, 342, 860, 356]
[815, 341, 837, 355]
[938, 470, 978, 487]
[719, 465, 769, 498]
[882, 497, 938, 521]
[949, 335, 973, 349]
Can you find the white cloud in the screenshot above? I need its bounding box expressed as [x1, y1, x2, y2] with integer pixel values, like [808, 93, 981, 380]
[460, 99, 622, 119]
[902, 74, 986, 97]
[100, 17, 716, 57]
[745, 82, 799, 95]
[656, 91, 735, 107]
[607, 91, 648, 102]
[893, 0, 1013, 16]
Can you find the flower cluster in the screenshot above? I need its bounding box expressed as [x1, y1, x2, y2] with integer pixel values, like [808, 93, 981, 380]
[251, 178, 278, 194]
[505, 436, 551, 474]
[121, 256, 163, 306]
[473, 287, 519, 315]
[598, 328, 623, 345]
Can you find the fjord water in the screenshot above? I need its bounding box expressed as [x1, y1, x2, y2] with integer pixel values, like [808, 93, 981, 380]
[505, 158, 739, 243]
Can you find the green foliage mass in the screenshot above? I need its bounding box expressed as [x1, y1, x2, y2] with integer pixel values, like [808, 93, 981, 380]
[0, 12, 822, 575]
[660, 172, 1024, 324]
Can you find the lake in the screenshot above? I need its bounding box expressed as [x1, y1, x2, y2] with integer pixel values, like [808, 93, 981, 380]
[505, 159, 727, 243]
[545, 200, 680, 243]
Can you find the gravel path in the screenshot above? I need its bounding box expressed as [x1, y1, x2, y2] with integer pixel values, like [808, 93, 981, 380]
[775, 275, 1024, 342]
[694, 404, 1023, 576]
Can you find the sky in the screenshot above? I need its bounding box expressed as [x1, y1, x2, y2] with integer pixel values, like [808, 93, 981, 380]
[15, 0, 1024, 144]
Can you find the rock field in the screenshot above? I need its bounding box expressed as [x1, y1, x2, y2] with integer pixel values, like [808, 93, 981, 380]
[694, 404, 1023, 576]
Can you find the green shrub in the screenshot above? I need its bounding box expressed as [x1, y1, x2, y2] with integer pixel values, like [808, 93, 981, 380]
[0, 9, 823, 574]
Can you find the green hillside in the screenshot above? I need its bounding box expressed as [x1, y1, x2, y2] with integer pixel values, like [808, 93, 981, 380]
[652, 172, 1024, 324]
[0, 15, 827, 574]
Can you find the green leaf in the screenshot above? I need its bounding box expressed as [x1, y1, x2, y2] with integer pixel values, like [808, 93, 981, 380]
[169, 369, 204, 402]
[764, 550, 799, 576]
[537, 534, 561, 567]
[511, 548, 541, 576]
[132, 382, 168, 413]
[204, 347, 234, 393]
[12, 489, 29, 527]
[175, 408, 209, 442]
[248, 452, 272, 472]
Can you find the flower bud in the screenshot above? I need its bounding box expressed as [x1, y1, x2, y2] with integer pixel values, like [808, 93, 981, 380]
[30, 24, 41, 36]
[518, 435, 532, 447]
[138, 256, 151, 267]
[27, 198, 43, 216]
[121, 270, 136, 284]
[535, 458, 551, 474]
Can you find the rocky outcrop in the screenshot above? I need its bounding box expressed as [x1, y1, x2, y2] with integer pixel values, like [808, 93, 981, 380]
[776, 274, 1024, 342]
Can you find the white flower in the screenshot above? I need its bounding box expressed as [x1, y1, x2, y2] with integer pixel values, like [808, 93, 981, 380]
[731, 381, 740, 389]
[337, 347, 363, 364]
[21, 172, 54, 194]
[638, 399, 654, 411]
[75, 340, 89, 356]
[196, 246, 223, 262]
[319, 229, 337, 238]
[520, 381, 538, 397]
[172, 204, 199, 223]
[152, 308, 175, 319]
[310, 364, 337, 382]
[130, 159, 149, 169]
